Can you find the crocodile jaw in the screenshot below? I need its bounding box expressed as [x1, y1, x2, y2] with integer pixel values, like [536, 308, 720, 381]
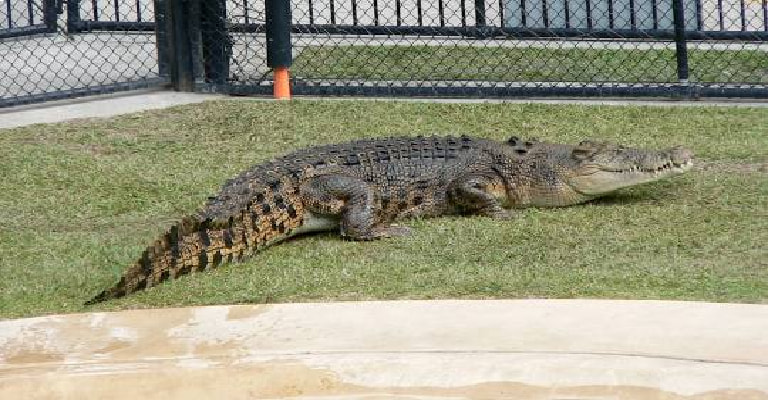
[568, 158, 693, 196]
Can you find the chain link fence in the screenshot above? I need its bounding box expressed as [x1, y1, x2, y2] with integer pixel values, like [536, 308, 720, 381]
[0, 0, 165, 107]
[1, 0, 766, 108]
[281, 0, 768, 96]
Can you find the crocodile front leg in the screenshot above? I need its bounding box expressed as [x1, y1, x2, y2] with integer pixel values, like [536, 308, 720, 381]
[449, 172, 516, 220]
[300, 174, 411, 240]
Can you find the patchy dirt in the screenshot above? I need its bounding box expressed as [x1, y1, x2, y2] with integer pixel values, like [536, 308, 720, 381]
[2, 360, 767, 400]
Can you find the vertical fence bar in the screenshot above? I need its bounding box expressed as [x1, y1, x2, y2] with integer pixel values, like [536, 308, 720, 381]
[176, 0, 197, 91]
[416, 0, 422, 26]
[136, 0, 142, 22]
[373, 0, 379, 25]
[92, 0, 99, 21]
[585, 0, 592, 29]
[564, 0, 570, 28]
[5, 0, 11, 28]
[694, 0, 701, 30]
[43, 0, 57, 30]
[163, 0, 197, 91]
[461, 0, 467, 26]
[520, 0, 527, 26]
[114, 0, 120, 21]
[187, 0, 205, 82]
[329, 0, 335, 24]
[67, 0, 82, 32]
[28, 0, 35, 24]
[607, 0, 614, 29]
[629, 0, 636, 29]
[396, 0, 401, 25]
[651, 0, 658, 28]
[154, 0, 169, 77]
[243, 0, 250, 23]
[763, 0, 767, 31]
[542, 0, 549, 27]
[439, 0, 445, 27]
[717, 0, 724, 30]
[475, 0, 486, 26]
[672, 0, 689, 82]
[351, 0, 358, 25]
[308, 0, 314, 24]
[201, 0, 230, 85]
[740, 0, 746, 30]
[499, 0, 504, 27]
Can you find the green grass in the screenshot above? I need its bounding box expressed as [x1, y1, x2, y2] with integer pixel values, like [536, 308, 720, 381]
[292, 45, 768, 83]
[1, 100, 766, 319]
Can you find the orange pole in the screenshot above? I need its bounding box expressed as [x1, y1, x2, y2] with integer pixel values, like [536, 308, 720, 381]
[273, 66, 291, 100]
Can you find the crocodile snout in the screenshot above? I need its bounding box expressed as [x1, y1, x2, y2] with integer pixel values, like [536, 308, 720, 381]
[670, 146, 694, 165]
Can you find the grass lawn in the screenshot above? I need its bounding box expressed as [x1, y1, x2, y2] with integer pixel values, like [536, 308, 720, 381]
[292, 45, 768, 83]
[0, 100, 766, 318]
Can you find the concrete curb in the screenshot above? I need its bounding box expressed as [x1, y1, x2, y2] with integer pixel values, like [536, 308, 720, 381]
[1, 300, 766, 399]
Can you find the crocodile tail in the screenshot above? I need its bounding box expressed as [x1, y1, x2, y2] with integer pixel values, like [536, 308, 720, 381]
[85, 214, 252, 305]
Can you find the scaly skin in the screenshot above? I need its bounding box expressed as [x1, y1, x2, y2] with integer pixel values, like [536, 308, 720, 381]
[86, 136, 693, 304]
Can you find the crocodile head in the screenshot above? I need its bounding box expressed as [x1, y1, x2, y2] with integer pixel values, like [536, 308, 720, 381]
[506, 139, 694, 207]
[565, 140, 694, 196]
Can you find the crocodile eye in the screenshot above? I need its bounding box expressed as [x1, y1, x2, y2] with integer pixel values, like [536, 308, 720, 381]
[572, 147, 593, 159]
[573, 142, 598, 159]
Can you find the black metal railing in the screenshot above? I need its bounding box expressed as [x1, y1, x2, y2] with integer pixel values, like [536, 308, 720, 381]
[66, 0, 156, 32]
[0, 0, 57, 39]
[49, 0, 768, 39]
[291, 0, 766, 31]
[283, 0, 768, 39]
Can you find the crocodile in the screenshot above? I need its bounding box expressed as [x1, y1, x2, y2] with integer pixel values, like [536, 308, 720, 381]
[86, 135, 693, 304]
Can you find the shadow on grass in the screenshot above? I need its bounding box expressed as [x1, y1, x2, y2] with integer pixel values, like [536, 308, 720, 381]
[586, 181, 693, 206]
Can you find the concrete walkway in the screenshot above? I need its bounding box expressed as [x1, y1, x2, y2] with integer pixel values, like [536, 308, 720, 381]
[0, 89, 225, 130]
[1, 300, 766, 399]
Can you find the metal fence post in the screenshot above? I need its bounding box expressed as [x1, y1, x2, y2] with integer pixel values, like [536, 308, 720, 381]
[160, 0, 204, 91]
[266, 0, 293, 99]
[154, 0, 170, 77]
[168, 0, 192, 91]
[200, 0, 231, 85]
[474, 0, 486, 27]
[66, 0, 81, 33]
[43, 0, 57, 32]
[671, 0, 689, 83]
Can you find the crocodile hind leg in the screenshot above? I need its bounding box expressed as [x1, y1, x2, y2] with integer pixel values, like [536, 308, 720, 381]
[449, 172, 516, 220]
[300, 174, 411, 240]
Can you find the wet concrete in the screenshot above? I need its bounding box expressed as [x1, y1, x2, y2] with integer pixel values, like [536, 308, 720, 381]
[1, 300, 766, 399]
